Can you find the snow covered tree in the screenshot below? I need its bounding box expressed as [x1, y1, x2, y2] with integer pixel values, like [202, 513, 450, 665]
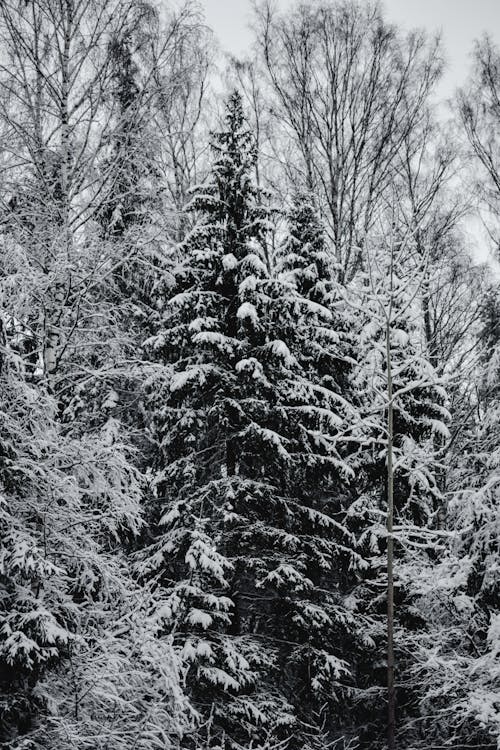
[0, 0, 200, 402]
[0, 3, 199, 746]
[139, 92, 374, 749]
[401, 285, 500, 750]
[335, 218, 452, 748]
[0, 323, 192, 748]
[0, 0, 135, 390]
[278, 192, 333, 303]
[0, 3, 497, 749]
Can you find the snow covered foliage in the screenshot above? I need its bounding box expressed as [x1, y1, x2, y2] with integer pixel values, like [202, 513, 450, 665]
[0, 2, 499, 749]
[278, 193, 334, 305]
[139, 92, 369, 749]
[0, 348, 190, 748]
[337, 230, 453, 745]
[0, 2, 199, 744]
[400, 290, 500, 749]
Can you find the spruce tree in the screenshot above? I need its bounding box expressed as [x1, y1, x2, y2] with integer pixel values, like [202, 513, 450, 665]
[278, 192, 332, 304]
[139, 93, 368, 750]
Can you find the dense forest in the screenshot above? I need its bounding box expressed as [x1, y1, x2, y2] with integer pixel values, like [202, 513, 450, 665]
[0, 1, 499, 749]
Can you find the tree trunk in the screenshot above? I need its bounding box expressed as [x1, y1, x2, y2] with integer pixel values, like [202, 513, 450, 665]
[386, 317, 396, 750]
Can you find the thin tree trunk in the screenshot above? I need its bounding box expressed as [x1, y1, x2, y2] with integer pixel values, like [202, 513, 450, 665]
[386, 315, 395, 750]
[44, 0, 72, 390]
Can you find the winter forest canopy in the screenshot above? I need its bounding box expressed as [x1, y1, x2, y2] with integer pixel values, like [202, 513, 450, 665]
[0, 0, 499, 748]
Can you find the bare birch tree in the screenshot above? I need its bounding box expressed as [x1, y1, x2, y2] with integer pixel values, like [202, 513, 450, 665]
[253, 0, 443, 282]
[459, 35, 500, 248]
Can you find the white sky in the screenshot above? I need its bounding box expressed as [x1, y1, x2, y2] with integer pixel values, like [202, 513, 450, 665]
[203, 0, 500, 99]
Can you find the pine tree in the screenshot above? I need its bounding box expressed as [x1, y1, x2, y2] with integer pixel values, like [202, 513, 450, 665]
[1, 3, 495, 748]
[278, 192, 332, 305]
[139, 92, 370, 749]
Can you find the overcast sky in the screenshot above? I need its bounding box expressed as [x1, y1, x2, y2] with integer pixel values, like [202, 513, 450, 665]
[203, 0, 500, 99]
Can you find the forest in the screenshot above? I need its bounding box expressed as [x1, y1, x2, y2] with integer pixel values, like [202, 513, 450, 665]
[0, 1, 499, 748]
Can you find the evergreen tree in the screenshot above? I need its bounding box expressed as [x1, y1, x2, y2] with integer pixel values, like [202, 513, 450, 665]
[278, 192, 333, 304]
[139, 92, 368, 749]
